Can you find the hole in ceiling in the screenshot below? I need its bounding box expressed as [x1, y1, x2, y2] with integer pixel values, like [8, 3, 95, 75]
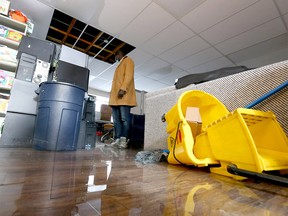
[46, 9, 135, 64]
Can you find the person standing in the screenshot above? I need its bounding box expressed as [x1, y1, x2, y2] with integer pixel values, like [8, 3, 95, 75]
[108, 50, 137, 149]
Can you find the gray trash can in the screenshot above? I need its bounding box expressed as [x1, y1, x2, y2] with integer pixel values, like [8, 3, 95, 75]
[33, 81, 85, 151]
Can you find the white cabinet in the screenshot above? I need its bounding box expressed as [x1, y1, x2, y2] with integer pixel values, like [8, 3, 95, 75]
[0, 14, 27, 123]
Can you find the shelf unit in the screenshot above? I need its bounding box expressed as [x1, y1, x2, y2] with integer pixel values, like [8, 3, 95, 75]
[0, 14, 27, 132]
[0, 14, 27, 71]
[0, 36, 19, 50]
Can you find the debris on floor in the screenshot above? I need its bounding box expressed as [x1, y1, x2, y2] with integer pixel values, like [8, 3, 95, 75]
[135, 149, 169, 164]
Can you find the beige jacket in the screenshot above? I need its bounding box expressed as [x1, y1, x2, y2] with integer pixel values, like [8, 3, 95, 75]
[109, 56, 137, 107]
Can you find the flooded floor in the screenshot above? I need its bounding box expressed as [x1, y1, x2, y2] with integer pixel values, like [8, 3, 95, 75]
[0, 143, 287, 216]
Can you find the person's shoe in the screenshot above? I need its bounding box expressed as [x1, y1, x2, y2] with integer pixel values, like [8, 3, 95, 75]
[118, 137, 128, 149]
[105, 138, 120, 148]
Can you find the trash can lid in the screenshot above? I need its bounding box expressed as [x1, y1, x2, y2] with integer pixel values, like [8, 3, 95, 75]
[39, 81, 86, 92]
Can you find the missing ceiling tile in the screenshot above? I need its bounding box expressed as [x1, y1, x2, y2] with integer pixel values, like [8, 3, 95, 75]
[46, 9, 135, 64]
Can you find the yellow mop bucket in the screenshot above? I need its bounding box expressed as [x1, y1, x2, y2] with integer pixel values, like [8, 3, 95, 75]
[164, 90, 229, 166]
[195, 108, 288, 178]
[164, 90, 288, 183]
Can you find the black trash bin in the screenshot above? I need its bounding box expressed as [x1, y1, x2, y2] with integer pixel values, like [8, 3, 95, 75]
[33, 81, 85, 151]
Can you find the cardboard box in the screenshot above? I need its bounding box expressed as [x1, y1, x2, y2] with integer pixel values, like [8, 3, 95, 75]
[100, 104, 112, 121]
[185, 107, 202, 140]
[6, 30, 23, 42]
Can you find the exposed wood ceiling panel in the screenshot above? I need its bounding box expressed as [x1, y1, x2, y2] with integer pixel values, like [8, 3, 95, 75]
[46, 10, 135, 64]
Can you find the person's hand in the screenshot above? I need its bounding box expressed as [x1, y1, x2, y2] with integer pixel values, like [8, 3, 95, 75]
[118, 89, 126, 98]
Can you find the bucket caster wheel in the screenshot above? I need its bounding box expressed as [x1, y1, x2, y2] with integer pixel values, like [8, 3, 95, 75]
[161, 113, 166, 122]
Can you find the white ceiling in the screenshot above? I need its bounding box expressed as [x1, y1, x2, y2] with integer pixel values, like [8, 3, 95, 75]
[11, 0, 288, 93]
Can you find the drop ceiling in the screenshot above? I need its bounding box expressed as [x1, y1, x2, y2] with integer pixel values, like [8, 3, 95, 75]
[46, 9, 135, 64]
[10, 0, 288, 93]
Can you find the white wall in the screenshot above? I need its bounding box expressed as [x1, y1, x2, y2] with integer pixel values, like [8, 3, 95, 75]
[59, 45, 89, 68]
[131, 90, 145, 115]
[88, 88, 109, 98]
[88, 88, 146, 115]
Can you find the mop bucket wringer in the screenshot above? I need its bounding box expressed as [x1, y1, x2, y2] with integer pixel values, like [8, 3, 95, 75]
[163, 90, 288, 180]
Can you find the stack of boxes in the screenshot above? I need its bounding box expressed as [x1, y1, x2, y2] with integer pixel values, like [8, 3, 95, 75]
[100, 104, 112, 121]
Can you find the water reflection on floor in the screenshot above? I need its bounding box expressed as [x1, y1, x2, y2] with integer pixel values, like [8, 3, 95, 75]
[0, 144, 287, 215]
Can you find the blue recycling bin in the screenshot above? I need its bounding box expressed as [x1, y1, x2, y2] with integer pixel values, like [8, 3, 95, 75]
[33, 81, 85, 151]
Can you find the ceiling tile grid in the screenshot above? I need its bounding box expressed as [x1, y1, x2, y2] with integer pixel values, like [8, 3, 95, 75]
[146, 64, 183, 80]
[140, 21, 195, 55]
[188, 57, 235, 74]
[94, 65, 116, 81]
[12, 0, 288, 93]
[135, 57, 170, 77]
[87, 57, 117, 78]
[215, 18, 287, 55]
[283, 13, 288, 27]
[134, 76, 169, 92]
[127, 48, 154, 68]
[199, 0, 281, 45]
[227, 34, 288, 68]
[158, 69, 189, 85]
[118, 2, 176, 47]
[98, 82, 113, 93]
[158, 36, 210, 63]
[180, 0, 259, 33]
[89, 76, 111, 92]
[153, 0, 206, 19]
[88, 58, 110, 76]
[274, 0, 288, 15]
[87, 0, 152, 35]
[174, 47, 223, 70]
[46, 9, 136, 65]
[39, 0, 100, 23]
